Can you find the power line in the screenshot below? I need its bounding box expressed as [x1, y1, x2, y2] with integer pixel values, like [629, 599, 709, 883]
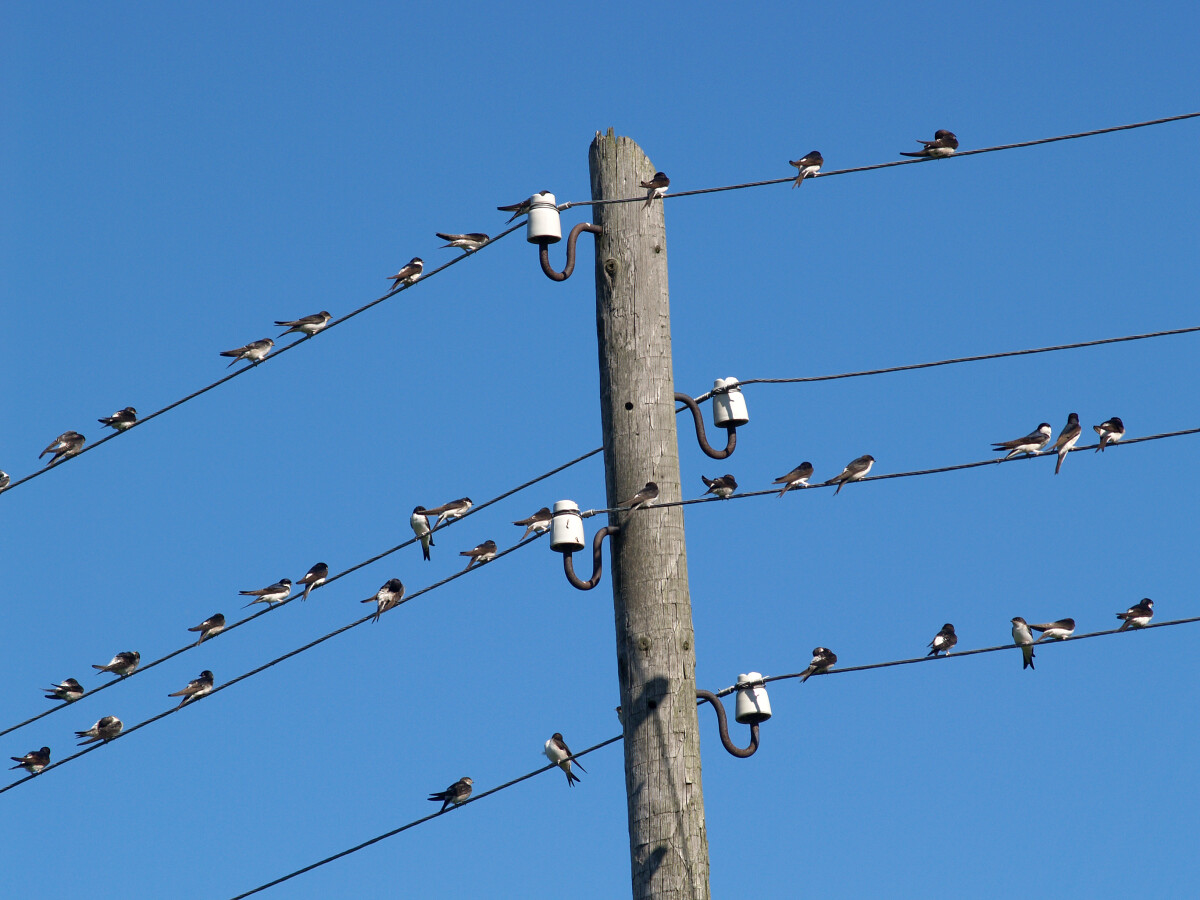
[226, 733, 624, 899]
[712, 615, 1200, 697]
[1, 534, 545, 795]
[581, 427, 1200, 517]
[691, 325, 1200, 400]
[0, 222, 525, 498]
[0, 446, 601, 741]
[560, 112, 1200, 209]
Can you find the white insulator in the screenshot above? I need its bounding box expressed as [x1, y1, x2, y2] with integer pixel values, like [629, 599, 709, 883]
[734, 672, 772, 724]
[549, 499, 585, 553]
[526, 191, 562, 244]
[712, 377, 749, 429]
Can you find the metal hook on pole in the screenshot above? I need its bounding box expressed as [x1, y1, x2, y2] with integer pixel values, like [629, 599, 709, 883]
[562, 525, 618, 591]
[539, 223, 603, 282]
[695, 689, 760, 758]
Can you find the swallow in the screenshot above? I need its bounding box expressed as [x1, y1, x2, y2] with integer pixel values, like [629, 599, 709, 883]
[0, 470, 9, 489]
[900, 130, 959, 158]
[513, 507, 553, 541]
[825, 455, 874, 495]
[1029, 618, 1076, 642]
[219, 338, 274, 367]
[362, 578, 404, 623]
[992, 423, 1052, 460]
[240, 578, 293, 608]
[1117, 598, 1154, 631]
[701, 474, 738, 499]
[45, 678, 85, 703]
[773, 462, 814, 498]
[188, 613, 226, 645]
[620, 482, 659, 510]
[76, 715, 123, 745]
[497, 191, 551, 223]
[640, 171, 670, 208]
[544, 732, 586, 787]
[297, 562, 328, 601]
[428, 776, 473, 811]
[435, 232, 490, 253]
[274, 311, 332, 338]
[425, 497, 473, 528]
[1051, 413, 1082, 474]
[92, 651, 140, 678]
[10, 747, 50, 774]
[1011, 617, 1035, 669]
[387, 257, 423, 290]
[1093, 417, 1125, 452]
[97, 407, 137, 432]
[411, 506, 435, 561]
[461, 539, 498, 570]
[927, 623, 957, 657]
[169, 670, 214, 708]
[799, 647, 837, 682]
[39, 431, 86, 466]
[789, 151, 823, 187]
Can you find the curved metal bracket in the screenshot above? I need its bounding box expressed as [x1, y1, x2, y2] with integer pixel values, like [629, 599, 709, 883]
[675, 392, 737, 459]
[539, 223, 603, 282]
[563, 525, 617, 591]
[696, 689, 760, 758]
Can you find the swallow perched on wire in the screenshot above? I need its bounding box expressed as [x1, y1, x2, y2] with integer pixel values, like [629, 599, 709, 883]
[411, 506, 434, 561]
[544, 733, 586, 787]
[513, 507, 553, 541]
[387, 257, 423, 290]
[188, 613, 226, 645]
[927, 624, 957, 657]
[773, 462, 814, 497]
[1011, 617, 1035, 669]
[297, 562, 328, 601]
[97, 407, 137, 432]
[10, 747, 51, 774]
[1051, 413, 1082, 475]
[274, 311, 332, 338]
[460, 539, 497, 570]
[428, 776, 473, 811]
[1116, 598, 1154, 631]
[1029, 618, 1075, 642]
[825, 455, 874, 495]
[93, 651, 140, 678]
[497, 191, 551, 223]
[620, 482, 659, 510]
[363, 578, 404, 623]
[220, 338, 274, 367]
[1093, 417, 1125, 452]
[700, 474, 738, 499]
[0, 470, 9, 489]
[992, 423, 1052, 460]
[40, 431, 86, 466]
[641, 171, 670, 208]
[789, 151, 823, 187]
[800, 647, 837, 682]
[900, 130, 959, 158]
[168, 670, 214, 708]
[435, 232, 490, 253]
[76, 715, 123, 745]
[240, 578, 293, 608]
[45, 678, 85, 703]
[425, 497, 473, 528]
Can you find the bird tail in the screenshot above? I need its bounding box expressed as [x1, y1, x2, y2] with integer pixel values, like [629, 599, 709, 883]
[566, 768, 581, 786]
[421, 539, 431, 561]
[1055, 451, 1065, 475]
[899, 151, 925, 158]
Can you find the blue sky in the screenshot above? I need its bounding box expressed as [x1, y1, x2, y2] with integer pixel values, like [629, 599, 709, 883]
[4, 3, 1199, 897]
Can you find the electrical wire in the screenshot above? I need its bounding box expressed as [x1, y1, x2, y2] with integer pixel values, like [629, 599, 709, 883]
[0, 222, 525, 498]
[1, 533, 545, 795]
[226, 733, 624, 899]
[712, 615, 1200, 697]
[0, 446, 601, 741]
[690, 325, 1200, 400]
[560, 112, 1200, 210]
[580, 427, 1200, 517]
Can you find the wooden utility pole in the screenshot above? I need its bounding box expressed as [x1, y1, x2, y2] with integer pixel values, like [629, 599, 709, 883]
[589, 129, 710, 900]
